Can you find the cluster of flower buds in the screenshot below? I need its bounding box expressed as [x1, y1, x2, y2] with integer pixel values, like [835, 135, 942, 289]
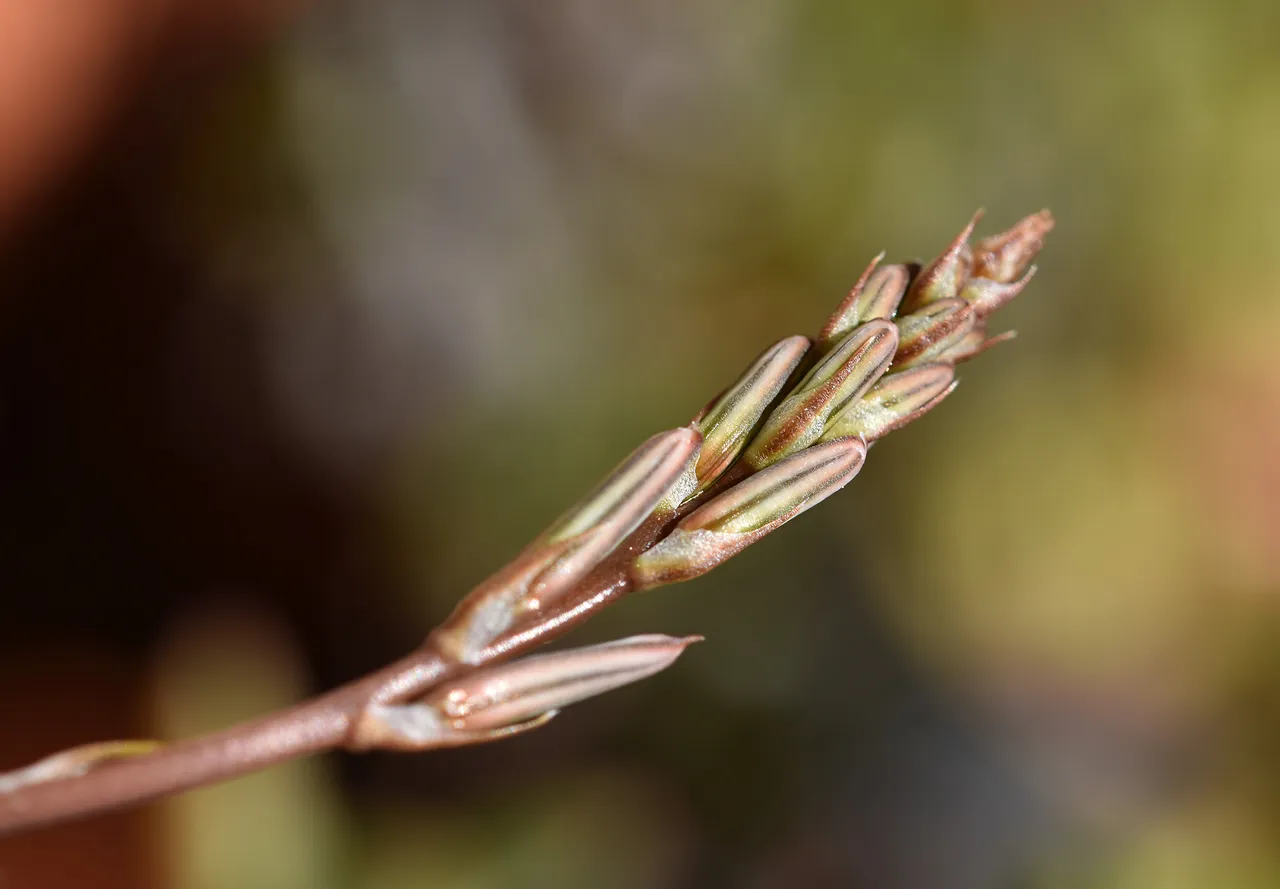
[404, 211, 1053, 748]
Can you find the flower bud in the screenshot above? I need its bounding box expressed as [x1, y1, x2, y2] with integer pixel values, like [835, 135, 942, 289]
[971, 209, 1054, 283]
[435, 428, 701, 662]
[857, 263, 915, 322]
[819, 258, 914, 349]
[686, 335, 810, 498]
[900, 211, 981, 312]
[633, 438, 866, 588]
[893, 298, 977, 368]
[423, 634, 701, 733]
[742, 321, 897, 470]
[820, 363, 956, 443]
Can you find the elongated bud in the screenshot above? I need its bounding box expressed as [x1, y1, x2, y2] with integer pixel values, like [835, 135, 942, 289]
[434, 428, 701, 662]
[0, 741, 162, 793]
[424, 634, 700, 732]
[819, 259, 915, 349]
[742, 321, 897, 470]
[900, 211, 981, 312]
[424, 631, 696, 731]
[821, 363, 956, 443]
[893, 298, 977, 368]
[350, 635, 699, 750]
[684, 335, 810, 499]
[634, 438, 866, 588]
[971, 210, 1054, 283]
[820, 254, 877, 345]
[856, 263, 914, 322]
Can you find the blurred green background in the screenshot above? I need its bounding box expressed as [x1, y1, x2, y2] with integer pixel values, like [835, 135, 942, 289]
[2, 0, 1279, 887]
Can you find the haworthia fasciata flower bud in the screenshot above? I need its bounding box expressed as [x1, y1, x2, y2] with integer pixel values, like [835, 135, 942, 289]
[425, 634, 700, 732]
[820, 363, 956, 443]
[893, 298, 977, 368]
[819, 258, 915, 350]
[351, 635, 699, 749]
[742, 321, 896, 470]
[971, 209, 1055, 283]
[435, 428, 701, 662]
[682, 335, 810, 500]
[633, 438, 866, 588]
[900, 211, 982, 313]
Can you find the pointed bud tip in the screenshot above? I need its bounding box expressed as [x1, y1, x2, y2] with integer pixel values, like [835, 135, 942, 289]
[901, 212, 984, 312]
[973, 211, 1055, 283]
[818, 253, 888, 346]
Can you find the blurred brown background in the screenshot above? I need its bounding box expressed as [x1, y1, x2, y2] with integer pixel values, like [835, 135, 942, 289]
[2, 1, 1279, 887]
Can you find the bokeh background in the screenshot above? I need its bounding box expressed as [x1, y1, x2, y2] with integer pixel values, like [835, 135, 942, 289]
[2, 1, 1280, 887]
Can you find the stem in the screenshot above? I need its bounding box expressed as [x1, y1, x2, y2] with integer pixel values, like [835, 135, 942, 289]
[0, 499, 700, 836]
[0, 650, 437, 835]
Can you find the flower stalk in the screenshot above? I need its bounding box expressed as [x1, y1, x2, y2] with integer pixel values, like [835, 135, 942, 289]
[0, 209, 1053, 836]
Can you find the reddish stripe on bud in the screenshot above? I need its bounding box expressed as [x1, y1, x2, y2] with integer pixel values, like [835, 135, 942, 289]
[893, 298, 977, 368]
[900, 211, 982, 313]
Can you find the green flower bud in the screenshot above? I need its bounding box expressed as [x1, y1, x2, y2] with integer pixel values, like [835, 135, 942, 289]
[686, 335, 811, 498]
[435, 428, 701, 662]
[893, 298, 977, 368]
[820, 363, 956, 443]
[633, 438, 866, 588]
[742, 321, 897, 470]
